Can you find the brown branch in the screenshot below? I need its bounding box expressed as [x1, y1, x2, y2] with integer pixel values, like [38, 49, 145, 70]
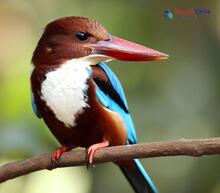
[1, 137, 220, 183]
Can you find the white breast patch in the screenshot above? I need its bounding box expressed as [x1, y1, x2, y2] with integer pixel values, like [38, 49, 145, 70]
[40, 59, 91, 127]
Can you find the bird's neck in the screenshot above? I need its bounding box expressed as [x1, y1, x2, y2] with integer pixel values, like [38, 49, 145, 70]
[40, 59, 92, 127]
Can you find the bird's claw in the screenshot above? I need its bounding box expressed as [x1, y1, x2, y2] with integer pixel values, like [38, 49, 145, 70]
[87, 145, 95, 165]
[86, 146, 97, 168]
[86, 140, 109, 168]
[51, 150, 61, 167]
[51, 146, 71, 167]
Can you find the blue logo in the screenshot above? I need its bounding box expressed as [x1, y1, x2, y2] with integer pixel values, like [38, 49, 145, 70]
[163, 8, 211, 19]
[163, 9, 173, 19]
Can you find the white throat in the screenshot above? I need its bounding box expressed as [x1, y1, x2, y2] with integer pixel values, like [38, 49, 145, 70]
[40, 58, 92, 127]
[40, 54, 112, 127]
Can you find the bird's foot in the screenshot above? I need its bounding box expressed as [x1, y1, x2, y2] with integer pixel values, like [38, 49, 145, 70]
[87, 140, 109, 166]
[51, 145, 71, 167]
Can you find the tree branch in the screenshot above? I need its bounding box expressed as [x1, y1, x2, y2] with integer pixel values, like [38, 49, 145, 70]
[1, 137, 220, 183]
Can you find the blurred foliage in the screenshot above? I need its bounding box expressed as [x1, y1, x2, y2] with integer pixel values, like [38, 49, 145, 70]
[0, 0, 219, 193]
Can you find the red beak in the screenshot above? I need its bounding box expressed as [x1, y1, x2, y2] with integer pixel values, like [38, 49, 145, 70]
[85, 35, 169, 62]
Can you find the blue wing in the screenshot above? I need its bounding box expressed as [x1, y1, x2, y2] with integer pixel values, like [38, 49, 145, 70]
[95, 63, 158, 193]
[31, 92, 41, 118]
[94, 63, 137, 144]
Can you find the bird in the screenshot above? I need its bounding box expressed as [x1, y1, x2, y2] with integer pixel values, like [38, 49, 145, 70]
[31, 16, 168, 193]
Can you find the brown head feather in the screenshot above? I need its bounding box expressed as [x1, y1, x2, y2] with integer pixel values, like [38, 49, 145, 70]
[32, 16, 109, 66]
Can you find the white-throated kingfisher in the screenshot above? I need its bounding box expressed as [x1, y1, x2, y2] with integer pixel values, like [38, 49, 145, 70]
[31, 17, 168, 193]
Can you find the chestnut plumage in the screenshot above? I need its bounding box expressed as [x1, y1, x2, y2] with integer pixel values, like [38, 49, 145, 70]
[31, 16, 168, 193]
[32, 17, 109, 66]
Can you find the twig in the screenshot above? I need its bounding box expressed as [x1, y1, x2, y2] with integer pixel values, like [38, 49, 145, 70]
[1, 138, 220, 183]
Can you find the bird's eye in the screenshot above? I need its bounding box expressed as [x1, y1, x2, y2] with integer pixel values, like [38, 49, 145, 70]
[75, 32, 89, 41]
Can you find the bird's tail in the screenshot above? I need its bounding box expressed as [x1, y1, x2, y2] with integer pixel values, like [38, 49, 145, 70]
[119, 159, 158, 193]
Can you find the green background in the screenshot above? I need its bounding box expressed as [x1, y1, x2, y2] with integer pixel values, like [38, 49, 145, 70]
[0, 0, 219, 193]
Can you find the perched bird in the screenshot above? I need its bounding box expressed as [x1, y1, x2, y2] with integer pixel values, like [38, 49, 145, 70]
[31, 16, 168, 193]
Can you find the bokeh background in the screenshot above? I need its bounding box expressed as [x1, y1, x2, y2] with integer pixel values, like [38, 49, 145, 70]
[0, 0, 219, 193]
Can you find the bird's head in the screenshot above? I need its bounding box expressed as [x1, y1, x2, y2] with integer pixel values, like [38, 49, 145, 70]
[32, 16, 168, 66]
